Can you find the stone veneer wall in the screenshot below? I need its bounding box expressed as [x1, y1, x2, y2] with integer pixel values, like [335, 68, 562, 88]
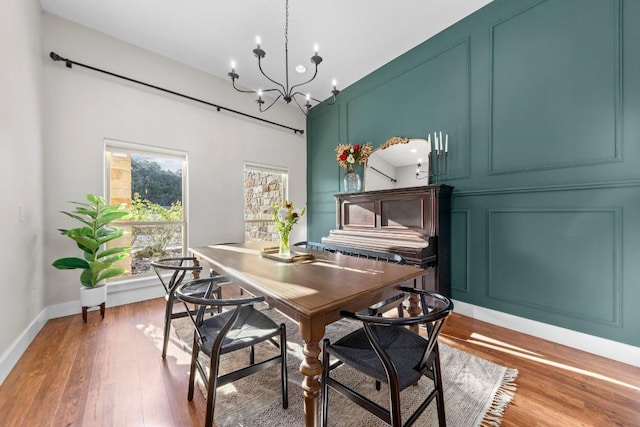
[108, 152, 133, 273]
[244, 170, 286, 242]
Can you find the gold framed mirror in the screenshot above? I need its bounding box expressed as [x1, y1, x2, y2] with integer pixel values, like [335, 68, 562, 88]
[364, 136, 429, 191]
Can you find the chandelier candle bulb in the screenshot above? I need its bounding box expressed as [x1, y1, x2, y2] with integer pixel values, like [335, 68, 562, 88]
[445, 134, 448, 153]
[256, 36, 261, 48]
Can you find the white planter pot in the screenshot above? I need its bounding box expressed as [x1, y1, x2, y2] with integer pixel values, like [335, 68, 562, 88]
[80, 284, 107, 322]
[79, 284, 107, 307]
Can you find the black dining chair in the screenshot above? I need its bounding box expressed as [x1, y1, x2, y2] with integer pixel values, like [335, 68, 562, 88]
[321, 287, 453, 427]
[175, 277, 288, 427]
[151, 256, 229, 359]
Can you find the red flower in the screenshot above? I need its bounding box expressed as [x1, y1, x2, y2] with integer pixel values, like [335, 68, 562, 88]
[339, 152, 348, 161]
[354, 144, 360, 151]
[292, 212, 299, 219]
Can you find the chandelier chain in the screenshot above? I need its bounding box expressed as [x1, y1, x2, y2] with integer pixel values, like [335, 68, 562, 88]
[285, 0, 289, 51]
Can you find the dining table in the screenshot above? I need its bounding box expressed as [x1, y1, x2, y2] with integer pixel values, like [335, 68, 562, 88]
[190, 242, 428, 427]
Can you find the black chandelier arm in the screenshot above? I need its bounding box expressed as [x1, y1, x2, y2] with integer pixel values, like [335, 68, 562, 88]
[291, 94, 310, 115]
[258, 93, 283, 113]
[231, 79, 261, 94]
[261, 87, 286, 97]
[302, 92, 338, 106]
[257, 57, 288, 95]
[288, 63, 319, 96]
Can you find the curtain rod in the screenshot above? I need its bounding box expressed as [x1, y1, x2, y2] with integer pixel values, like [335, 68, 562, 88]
[368, 165, 397, 183]
[49, 51, 304, 135]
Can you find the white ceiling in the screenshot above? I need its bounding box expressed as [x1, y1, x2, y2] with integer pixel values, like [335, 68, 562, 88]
[40, 0, 493, 108]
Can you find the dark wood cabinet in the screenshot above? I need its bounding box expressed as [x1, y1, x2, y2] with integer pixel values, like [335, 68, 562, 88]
[322, 185, 453, 296]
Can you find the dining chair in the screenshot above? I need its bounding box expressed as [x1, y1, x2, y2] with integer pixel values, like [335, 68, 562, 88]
[151, 256, 228, 359]
[175, 277, 288, 427]
[321, 287, 453, 427]
[293, 241, 408, 317]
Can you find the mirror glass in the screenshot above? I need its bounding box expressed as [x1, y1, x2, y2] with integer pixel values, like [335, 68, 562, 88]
[364, 137, 429, 191]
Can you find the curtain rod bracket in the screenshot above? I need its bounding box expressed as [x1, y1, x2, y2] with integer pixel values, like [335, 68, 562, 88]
[49, 51, 304, 135]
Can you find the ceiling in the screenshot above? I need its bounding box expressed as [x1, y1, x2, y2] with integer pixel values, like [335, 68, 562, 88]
[40, 0, 493, 110]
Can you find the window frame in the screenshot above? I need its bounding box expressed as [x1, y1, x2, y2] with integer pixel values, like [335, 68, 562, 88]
[104, 138, 189, 280]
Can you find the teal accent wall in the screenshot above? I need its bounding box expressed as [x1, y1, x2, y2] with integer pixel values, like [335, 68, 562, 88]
[307, 0, 640, 347]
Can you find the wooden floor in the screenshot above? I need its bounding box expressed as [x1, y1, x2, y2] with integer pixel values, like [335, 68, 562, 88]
[1, 294, 639, 426]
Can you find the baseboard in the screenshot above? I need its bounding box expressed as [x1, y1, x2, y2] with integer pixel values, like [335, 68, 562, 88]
[453, 299, 640, 368]
[0, 308, 48, 384]
[0, 280, 164, 385]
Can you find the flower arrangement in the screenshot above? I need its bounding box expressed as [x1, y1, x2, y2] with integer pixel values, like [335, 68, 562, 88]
[335, 142, 373, 169]
[266, 200, 306, 234]
[265, 200, 305, 256]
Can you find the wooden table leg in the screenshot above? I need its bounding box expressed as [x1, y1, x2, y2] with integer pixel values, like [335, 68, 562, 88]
[299, 320, 325, 427]
[300, 340, 322, 427]
[407, 284, 422, 333]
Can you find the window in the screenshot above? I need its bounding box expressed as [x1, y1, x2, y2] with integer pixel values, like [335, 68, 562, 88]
[105, 140, 187, 278]
[244, 162, 288, 242]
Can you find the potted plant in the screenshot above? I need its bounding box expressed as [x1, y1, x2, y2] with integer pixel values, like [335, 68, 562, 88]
[52, 194, 131, 320]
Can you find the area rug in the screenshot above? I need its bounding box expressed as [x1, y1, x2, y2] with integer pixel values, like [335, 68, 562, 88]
[173, 305, 517, 426]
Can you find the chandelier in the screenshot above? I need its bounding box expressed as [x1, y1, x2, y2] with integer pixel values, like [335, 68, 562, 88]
[227, 0, 339, 115]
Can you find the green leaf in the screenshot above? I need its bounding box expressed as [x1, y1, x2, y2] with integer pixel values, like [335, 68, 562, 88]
[99, 253, 130, 264]
[96, 211, 130, 226]
[96, 267, 126, 283]
[61, 211, 94, 227]
[97, 246, 131, 258]
[63, 227, 94, 237]
[52, 257, 90, 270]
[80, 269, 94, 287]
[74, 207, 99, 219]
[97, 231, 126, 246]
[67, 235, 101, 252]
[86, 194, 106, 206]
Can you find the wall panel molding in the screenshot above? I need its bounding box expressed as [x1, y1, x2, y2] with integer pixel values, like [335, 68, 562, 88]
[345, 38, 472, 181]
[486, 207, 622, 327]
[450, 209, 471, 294]
[453, 179, 640, 198]
[488, 0, 622, 175]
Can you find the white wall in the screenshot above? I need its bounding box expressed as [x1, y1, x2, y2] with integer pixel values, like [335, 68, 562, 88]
[41, 12, 307, 307]
[0, 0, 45, 381]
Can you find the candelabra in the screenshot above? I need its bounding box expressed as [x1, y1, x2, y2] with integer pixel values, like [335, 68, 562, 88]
[416, 131, 449, 184]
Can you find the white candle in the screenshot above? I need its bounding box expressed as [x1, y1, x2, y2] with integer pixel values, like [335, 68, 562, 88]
[434, 134, 439, 152]
[440, 131, 443, 145]
[256, 36, 261, 48]
[445, 134, 448, 153]
[427, 140, 431, 153]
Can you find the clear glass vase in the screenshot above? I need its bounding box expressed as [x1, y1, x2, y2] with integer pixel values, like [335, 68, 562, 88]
[278, 230, 291, 257]
[343, 164, 362, 193]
